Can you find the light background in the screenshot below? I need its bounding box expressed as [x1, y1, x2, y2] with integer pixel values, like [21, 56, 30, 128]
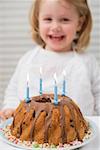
[0, 0, 100, 106]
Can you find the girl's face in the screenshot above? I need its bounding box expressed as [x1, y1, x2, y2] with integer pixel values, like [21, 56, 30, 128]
[39, 0, 83, 52]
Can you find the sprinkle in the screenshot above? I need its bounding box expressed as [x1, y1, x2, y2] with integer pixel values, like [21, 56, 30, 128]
[33, 143, 40, 148]
[0, 128, 3, 131]
[1, 124, 93, 149]
[51, 144, 57, 148]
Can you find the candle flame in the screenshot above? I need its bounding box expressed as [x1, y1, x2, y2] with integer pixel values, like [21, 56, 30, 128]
[62, 70, 66, 80]
[27, 73, 29, 84]
[40, 67, 42, 75]
[62, 70, 66, 76]
[54, 73, 57, 84]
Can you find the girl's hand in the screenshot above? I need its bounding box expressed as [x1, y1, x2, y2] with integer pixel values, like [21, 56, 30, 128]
[0, 108, 15, 121]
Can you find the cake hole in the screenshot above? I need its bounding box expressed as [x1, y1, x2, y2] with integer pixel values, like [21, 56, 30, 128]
[41, 110, 44, 112]
[41, 110, 46, 114]
[70, 119, 73, 123]
[23, 122, 25, 125]
[40, 110, 48, 116]
[46, 98, 51, 102]
[41, 97, 51, 102]
[85, 131, 87, 134]
[45, 111, 48, 116]
[30, 118, 32, 121]
[33, 111, 36, 118]
[70, 124, 74, 128]
[35, 97, 51, 103]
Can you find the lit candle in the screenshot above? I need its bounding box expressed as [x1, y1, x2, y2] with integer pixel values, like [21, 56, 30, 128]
[26, 73, 30, 103]
[39, 67, 43, 95]
[62, 70, 66, 96]
[54, 73, 58, 105]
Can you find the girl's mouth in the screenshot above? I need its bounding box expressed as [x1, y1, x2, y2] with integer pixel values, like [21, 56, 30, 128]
[49, 35, 65, 41]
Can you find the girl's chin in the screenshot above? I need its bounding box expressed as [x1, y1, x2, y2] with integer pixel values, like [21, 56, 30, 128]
[46, 46, 67, 52]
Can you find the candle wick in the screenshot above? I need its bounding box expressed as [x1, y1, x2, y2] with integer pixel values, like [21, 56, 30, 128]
[55, 79, 57, 85]
[64, 75, 65, 80]
[40, 74, 42, 78]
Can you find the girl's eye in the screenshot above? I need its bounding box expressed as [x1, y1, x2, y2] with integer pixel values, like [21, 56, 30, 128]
[61, 18, 70, 22]
[43, 18, 52, 21]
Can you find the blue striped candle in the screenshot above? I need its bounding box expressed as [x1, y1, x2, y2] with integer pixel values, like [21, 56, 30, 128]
[26, 73, 30, 103]
[39, 67, 43, 95]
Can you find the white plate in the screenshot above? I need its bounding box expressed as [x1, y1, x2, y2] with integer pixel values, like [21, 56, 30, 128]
[0, 117, 98, 150]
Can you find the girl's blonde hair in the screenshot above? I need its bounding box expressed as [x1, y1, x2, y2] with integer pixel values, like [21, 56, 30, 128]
[30, 0, 92, 52]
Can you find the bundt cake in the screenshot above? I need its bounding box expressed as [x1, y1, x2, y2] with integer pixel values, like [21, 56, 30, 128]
[10, 94, 89, 146]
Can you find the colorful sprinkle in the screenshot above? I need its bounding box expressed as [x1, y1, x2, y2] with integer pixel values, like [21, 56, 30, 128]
[1, 124, 93, 149]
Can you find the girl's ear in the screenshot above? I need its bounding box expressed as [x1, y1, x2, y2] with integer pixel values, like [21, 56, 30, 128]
[77, 16, 85, 32]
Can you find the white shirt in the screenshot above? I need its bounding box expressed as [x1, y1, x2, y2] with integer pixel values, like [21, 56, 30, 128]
[3, 45, 100, 115]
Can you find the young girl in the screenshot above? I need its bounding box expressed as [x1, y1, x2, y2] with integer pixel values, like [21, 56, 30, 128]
[0, 0, 100, 120]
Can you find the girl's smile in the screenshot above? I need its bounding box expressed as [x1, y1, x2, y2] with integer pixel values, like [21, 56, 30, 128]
[48, 35, 65, 42]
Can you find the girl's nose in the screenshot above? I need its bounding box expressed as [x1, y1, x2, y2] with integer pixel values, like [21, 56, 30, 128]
[51, 21, 61, 32]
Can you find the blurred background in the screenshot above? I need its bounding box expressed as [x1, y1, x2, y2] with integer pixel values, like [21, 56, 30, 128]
[0, 0, 100, 106]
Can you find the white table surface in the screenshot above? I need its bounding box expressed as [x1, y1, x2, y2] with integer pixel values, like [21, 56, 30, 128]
[0, 116, 100, 150]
